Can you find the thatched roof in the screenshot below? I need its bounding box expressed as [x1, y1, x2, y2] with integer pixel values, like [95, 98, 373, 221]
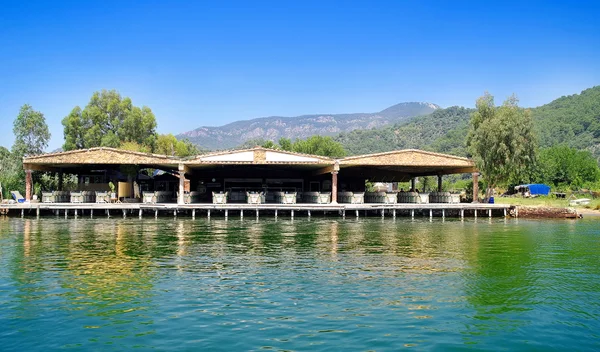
[22, 146, 477, 176]
[340, 149, 474, 167]
[23, 147, 180, 171]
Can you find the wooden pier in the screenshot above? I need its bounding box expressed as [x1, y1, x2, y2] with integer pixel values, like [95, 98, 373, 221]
[0, 202, 513, 219]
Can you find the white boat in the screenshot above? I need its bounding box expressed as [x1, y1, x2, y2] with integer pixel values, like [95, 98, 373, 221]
[569, 198, 591, 206]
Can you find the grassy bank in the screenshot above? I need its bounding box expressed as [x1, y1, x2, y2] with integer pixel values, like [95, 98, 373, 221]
[494, 196, 600, 210]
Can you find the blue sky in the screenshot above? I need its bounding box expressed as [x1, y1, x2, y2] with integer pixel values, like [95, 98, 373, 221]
[1, 0, 599, 151]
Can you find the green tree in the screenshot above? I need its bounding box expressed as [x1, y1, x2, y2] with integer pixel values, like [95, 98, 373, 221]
[467, 93, 537, 198]
[62, 89, 157, 151]
[538, 145, 600, 189]
[155, 134, 199, 157]
[290, 135, 346, 157]
[0, 147, 23, 199]
[261, 140, 276, 149]
[12, 104, 51, 158]
[278, 137, 292, 151]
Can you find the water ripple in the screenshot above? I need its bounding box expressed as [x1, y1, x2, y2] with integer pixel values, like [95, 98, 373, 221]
[0, 218, 598, 350]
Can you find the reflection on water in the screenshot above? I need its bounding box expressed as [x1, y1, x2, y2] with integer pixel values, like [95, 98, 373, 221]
[0, 217, 599, 350]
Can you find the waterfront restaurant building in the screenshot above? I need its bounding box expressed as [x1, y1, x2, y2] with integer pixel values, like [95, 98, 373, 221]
[21, 146, 479, 204]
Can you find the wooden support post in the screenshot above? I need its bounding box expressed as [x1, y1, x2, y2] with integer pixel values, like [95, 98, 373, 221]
[429, 209, 432, 219]
[331, 171, 338, 204]
[192, 209, 195, 219]
[342, 210, 346, 218]
[207, 209, 211, 219]
[123, 210, 127, 218]
[275, 209, 278, 218]
[474, 209, 478, 218]
[442, 209, 445, 219]
[91, 209, 93, 218]
[155, 209, 158, 218]
[107, 209, 110, 218]
[256, 209, 259, 218]
[241, 210, 244, 219]
[139, 209, 143, 219]
[411, 178, 416, 191]
[55, 209, 59, 216]
[504, 208, 507, 217]
[472, 173, 479, 203]
[177, 165, 186, 206]
[291, 210, 294, 219]
[381, 209, 384, 218]
[173, 209, 177, 218]
[489, 209, 492, 218]
[75, 209, 78, 217]
[392, 209, 396, 218]
[308, 210, 311, 218]
[411, 209, 414, 219]
[460, 209, 464, 219]
[25, 169, 32, 201]
[36, 207, 40, 218]
[65, 209, 67, 219]
[225, 209, 228, 219]
[21, 209, 24, 218]
[356, 210, 359, 218]
[438, 175, 443, 192]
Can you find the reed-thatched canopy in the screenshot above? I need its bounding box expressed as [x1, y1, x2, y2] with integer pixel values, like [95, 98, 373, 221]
[337, 150, 477, 182]
[23, 147, 180, 173]
[23, 146, 476, 179]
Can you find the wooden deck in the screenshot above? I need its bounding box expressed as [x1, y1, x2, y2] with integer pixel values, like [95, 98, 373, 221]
[1, 202, 513, 218]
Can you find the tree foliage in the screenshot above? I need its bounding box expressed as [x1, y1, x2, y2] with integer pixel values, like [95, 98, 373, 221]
[288, 135, 346, 157]
[533, 86, 600, 158]
[12, 104, 51, 158]
[334, 106, 472, 156]
[62, 89, 157, 151]
[0, 147, 23, 199]
[538, 145, 600, 189]
[238, 136, 346, 157]
[155, 134, 199, 157]
[467, 93, 537, 193]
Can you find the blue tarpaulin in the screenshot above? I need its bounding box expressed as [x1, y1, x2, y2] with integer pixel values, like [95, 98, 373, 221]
[516, 184, 551, 196]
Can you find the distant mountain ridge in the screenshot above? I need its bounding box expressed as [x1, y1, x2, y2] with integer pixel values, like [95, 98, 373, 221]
[177, 102, 440, 150]
[335, 86, 600, 158]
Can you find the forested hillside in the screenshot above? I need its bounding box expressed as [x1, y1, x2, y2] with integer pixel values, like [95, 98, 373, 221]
[533, 86, 600, 156]
[335, 86, 600, 158]
[335, 106, 472, 156]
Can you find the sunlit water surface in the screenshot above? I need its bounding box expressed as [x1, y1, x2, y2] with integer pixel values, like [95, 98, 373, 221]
[0, 217, 599, 351]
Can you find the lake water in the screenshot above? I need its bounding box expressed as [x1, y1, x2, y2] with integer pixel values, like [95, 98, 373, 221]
[0, 216, 599, 351]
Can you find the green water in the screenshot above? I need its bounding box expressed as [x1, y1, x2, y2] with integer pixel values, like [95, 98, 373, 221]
[0, 217, 599, 351]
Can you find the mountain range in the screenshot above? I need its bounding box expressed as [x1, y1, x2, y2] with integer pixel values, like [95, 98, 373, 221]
[177, 86, 600, 160]
[177, 102, 440, 150]
[335, 86, 600, 158]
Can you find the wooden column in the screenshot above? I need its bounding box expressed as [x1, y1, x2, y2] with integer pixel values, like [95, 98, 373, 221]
[178, 172, 185, 205]
[411, 178, 416, 191]
[331, 171, 338, 204]
[178, 163, 188, 205]
[437, 175, 443, 192]
[25, 169, 32, 201]
[472, 172, 479, 203]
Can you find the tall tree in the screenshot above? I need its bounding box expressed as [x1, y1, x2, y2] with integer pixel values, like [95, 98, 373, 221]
[538, 145, 600, 189]
[291, 135, 346, 157]
[241, 136, 346, 157]
[278, 137, 292, 151]
[12, 104, 51, 157]
[62, 89, 158, 151]
[467, 93, 537, 198]
[155, 134, 199, 157]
